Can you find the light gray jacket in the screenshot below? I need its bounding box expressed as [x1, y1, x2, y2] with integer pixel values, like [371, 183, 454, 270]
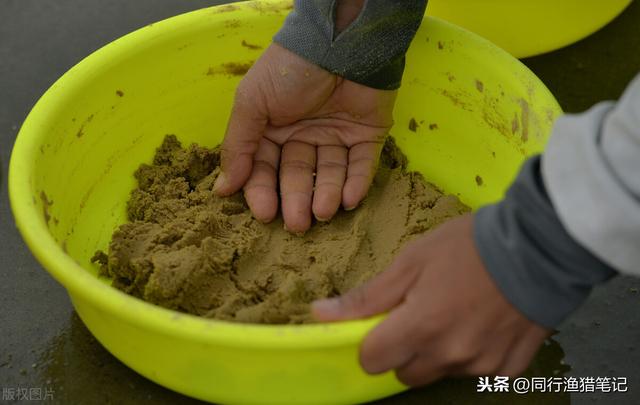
[274, 0, 639, 329]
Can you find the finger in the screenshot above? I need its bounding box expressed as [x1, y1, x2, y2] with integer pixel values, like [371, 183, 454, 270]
[497, 328, 548, 377]
[243, 138, 280, 223]
[343, 141, 383, 210]
[280, 141, 316, 233]
[313, 145, 347, 221]
[214, 84, 268, 196]
[360, 304, 421, 375]
[395, 353, 447, 387]
[451, 340, 513, 378]
[311, 260, 419, 321]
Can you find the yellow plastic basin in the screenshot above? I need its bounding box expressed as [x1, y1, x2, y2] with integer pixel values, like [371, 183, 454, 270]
[9, 1, 561, 404]
[427, 0, 632, 58]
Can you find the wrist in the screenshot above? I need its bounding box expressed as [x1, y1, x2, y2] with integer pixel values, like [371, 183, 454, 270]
[473, 156, 617, 328]
[335, 0, 366, 33]
[274, 0, 427, 90]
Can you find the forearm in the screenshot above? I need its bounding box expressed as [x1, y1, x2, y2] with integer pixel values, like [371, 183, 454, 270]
[474, 74, 640, 329]
[335, 0, 366, 33]
[474, 157, 616, 329]
[542, 74, 640, 277]
[273, 0, 428, 90]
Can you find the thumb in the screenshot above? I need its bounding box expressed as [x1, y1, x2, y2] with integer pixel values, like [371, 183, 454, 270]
[312, 262, 419, 322]
[214, 83, 268, 196]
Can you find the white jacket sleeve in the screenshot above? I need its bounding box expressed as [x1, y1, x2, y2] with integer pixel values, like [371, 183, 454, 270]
[542, 73, 640, 276]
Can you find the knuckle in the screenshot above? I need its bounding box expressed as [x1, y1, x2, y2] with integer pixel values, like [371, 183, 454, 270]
[466, 358, 502, 377]
[345, 174, 371, 183]
[280, 190, 312, 198]
[314, 181, 343, 192]
[317, 160, 347, 170]
[244, 183, 274, 192]
[414, 318, 438, 338]
[347, 156, 376, 167]
[442, 344, 479, 367]
[410, 307, 446, 336]
[253, 159, 277, 173]
[280, 159, 314, 172]
[233, 85, 252, 108]
[340, 286, 368, 313]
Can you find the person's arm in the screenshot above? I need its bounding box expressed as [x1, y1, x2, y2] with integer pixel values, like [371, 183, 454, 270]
[474, 157, 616, 328]
[310, 75, 640, 387]
[543, 74, 640, 277]
[214, 1, 428, 233]
[274, 0, 428, 90]
[475, 73, 640, 329]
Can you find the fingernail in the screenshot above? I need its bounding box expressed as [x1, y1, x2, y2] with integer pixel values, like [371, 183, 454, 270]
[312, 298, 342, 317]
[344, 204, 358, 212]
[314, 214, 331, 222]
[213, 173, 226, 193]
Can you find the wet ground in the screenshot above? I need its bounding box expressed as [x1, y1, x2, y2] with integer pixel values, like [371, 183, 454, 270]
[1, 1, 639, 404]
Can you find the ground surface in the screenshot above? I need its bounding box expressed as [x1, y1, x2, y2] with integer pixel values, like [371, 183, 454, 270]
[1, 1, 639, 404]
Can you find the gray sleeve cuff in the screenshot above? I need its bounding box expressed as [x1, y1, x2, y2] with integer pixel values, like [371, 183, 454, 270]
[474, 157, 616, 329]
[273, 0, 428, 90]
